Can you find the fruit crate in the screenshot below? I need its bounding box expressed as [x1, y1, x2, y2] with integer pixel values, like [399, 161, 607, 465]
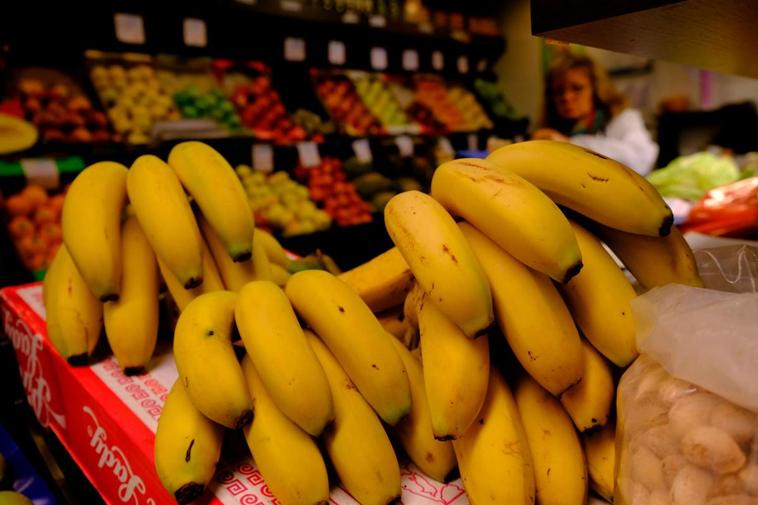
[312, 69, 386, 137]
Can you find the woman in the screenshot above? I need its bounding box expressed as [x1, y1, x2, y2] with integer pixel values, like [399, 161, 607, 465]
[533, 54, 658, 175]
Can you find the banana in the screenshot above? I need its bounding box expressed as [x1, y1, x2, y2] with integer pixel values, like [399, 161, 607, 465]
[0, 492, 33, 505]
[158, 235, 225, 312]
[376, 307, 410, 345]
[200, 216, 271, 292]
[154, 380, 223, 505]
[338, 247, 414, 313]
[597, 224, 703, 289]
[432, 158, 582, 283]
[402, 280, 424, 332]
[61, 161, 128, 301]
[560, 340, 615, 432]
[255, 227, 289, 268]
[460, 223, 584, 395]
[173, 291, 252, 429]
[384, 190, 493, 337]
[390, 337, 456, 482]
[235, 281, 334, 436]
[168, 141, 254, 262]
[487, 140, 673, 237]
[562, 221, 638, 367]
[452, 368, 535, 505]
[240, 356, 330, 505]
[307, 332, 401, 505]
[270, 263, 290, 287]
[419, 299, 489, 440]
[514, 375, 588, 505]
[127, 154, 204, 290]
[103, 216, 159, 375]
[285, 270, 410, 426]
[582, 422, 616, 502]
[43, 244, 102, 365]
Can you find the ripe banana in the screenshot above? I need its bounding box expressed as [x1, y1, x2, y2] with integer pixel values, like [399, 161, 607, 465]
[487, 140, 673, 236]
[376, 308, 411, 345]
[560, 340, 615, 432]
[597, 224, 703, 289]
[235, 281, 334, 436]
[390, 337, 456, 482]
[338, 247, 414, 313]
[582, 422, 616, 502]
[514, 375, 588, 505]
[307, 332, 401, 505]
[103, 216, 159, 375]
[562, 221, 638, 367]
[432, 158, 582, 283]
[158, 235, 225, 312]
[200, 216, 271, 292]
[173, 291, 252, 429]
[385, 190, 493, 338]
[127, 154, 204, 289]
[0, 492, 32, 505]
[255, 227, 289, 268]
[154, 380, 223, 505]
[460, 223, 584, 395]
[43, 244, 103, 364]
[285, 270, 410, 426]
[241, 356, 330, 505]
[452, 369, 535, 505]
[402, 281, 424, 342]
[168, 141, 254, 262]
[419, 299, 489, 440]
[270, 263, 290, 287]
[61, 161, 128, 301]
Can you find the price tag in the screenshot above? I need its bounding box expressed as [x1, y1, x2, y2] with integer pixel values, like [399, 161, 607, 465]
[402, 50, 419, 71]
[328, 41, 346, 65]
[114, 13, 145, 45]
[457, 55, 469, 74]
[284, 37, 306, 62]
[395, 135, 414, 157]
[297, 142, 321, 168]
[252, 144, 274, 173]
[477, 58, 488, 73]
[467, 133, 478, 151]
[342, 12, 360, 24]
[369, 15, 387, 27]
[183, 18, 207, 47]
[20, 158, 59, 189]
[432, 51, 444, 71]
[280, 0, 303, 12]
[352, 139, 372, 163]
[370, 47, 388, 70]
[438, 137, 454, 156]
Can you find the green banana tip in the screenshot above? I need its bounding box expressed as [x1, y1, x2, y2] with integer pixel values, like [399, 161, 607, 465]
[174, 482, 205, 505]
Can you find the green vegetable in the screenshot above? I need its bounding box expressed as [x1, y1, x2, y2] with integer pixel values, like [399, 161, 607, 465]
[647, 152, 740, 201]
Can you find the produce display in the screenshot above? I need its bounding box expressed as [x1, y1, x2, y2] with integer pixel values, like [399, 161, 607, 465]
[157, 69, 242, 131]
[648, 151, 742, 201]
[350, 73, 414, 133]
[414, 75, 493, 131]
[313, 72, 383, 136]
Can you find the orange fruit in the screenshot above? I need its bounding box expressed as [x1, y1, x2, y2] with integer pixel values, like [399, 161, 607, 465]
[27, 253, 46, 272]
[5, 194, 33, 216]
[22, 185, 48, 207]
[8, 216, 34, 238]
[33, 206, 56, 224]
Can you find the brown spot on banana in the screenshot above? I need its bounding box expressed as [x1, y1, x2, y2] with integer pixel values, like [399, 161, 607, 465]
[185, 439, 195, 462]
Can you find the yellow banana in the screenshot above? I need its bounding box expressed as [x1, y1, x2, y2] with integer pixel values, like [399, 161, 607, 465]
[403, 281, 424, 332]
[460, 223, 584, 395]
[158, 235, 225, 312]
[597, 224, 703, 289]
[127, 154, 204, 289]
[173, 291, 252, 429]
[307, 332, 401, 505]
[562, 221, 638, 367]
[432, 158, 582, 283]
[582, 422, 615, 502]
[154, 380, 223, 505]
[43, 244, 103, 364]
[390, 338, 456, 482]
[200, 216, 271, 292]
[0, 492, 32, 505]
[560, 340, 615, 432]
[376, 308, 411, 345]
[168, 141, 255, 262]
[255, 228, 289, 268]
[338, 247, 414, 313]
[487, 140, 673, 237]
[241, 356, 330, 505]
[103, 216, 159, 375]
[235, 281, 334, 436]
[270, 263, 290, 287]
[61, 161, 128, 301]
[385, 190, 493, 337]
[419, 299, 489, 440]
[285, 270, 410, 426]
[452, 369, 535, 505]
[515, 375, 588, 505]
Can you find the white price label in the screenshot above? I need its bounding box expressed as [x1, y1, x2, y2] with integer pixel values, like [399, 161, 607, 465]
[370, 47, 388, 70]
[114, 13, 145, 45]
[369, 15, 387, 27]
[467, 133, 478, 151]
[395, 135, 414, 157]
[284, 37, 306, 62]
[20, 158, 59, 189]
[438, 137, 454, 156]
[352, 139, 372, 163]
[457, 55, 469, 74]
[402, 50, 419, 71]
[252, 144, 274, 173]
[432, 51, 444, 71]
[328, 40, 346, 65]
[280, 0, 303, 12]
[297, 142, 321, 168]
[183, 18, 207, 47]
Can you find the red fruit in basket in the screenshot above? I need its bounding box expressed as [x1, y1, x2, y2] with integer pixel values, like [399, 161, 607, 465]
[19, 79, 44, 97]
[48, 84, 69, 101]
[33, 205, 56, 224]
[39, 222, 62, 243]
[8, 216, 34, 239]
[69, 127, 93, 143]
[44, 128, 65, 142]
[64, 112, 85, 128]
[22, 185, 48, 207]
[24, 97, 42, 114]
[67, 95, 92, 112]
[5, 195, 33, 216]
[91, 130, 111, 143]
[87, 110, 108, 128]
[47, 194, 65, 215]
[26, 253, 46, 272]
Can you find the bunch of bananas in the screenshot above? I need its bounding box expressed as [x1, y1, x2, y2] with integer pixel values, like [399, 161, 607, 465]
[43, 139, 704, 505]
